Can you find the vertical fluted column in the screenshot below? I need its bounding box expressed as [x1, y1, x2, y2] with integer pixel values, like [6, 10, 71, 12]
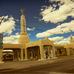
[13, 50, 14, 60]
[17, 52, 20, 61]
[47, 47, 49, 58]
[25, 48, 28, 60]
[37, 49, 40, 59]
[33, 49, 35, 58]
[66, 48, 70, 56]
[31, 49, 33, 59]
[39, 45, 44, 59]
[21, 48, 23, 60]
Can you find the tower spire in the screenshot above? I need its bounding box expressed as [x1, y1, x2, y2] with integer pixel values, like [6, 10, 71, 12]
[20, 8, 25, 15]
[18, 8, 30, 44]
[70, 33, 73, 41]
[20, 8, 26, 33]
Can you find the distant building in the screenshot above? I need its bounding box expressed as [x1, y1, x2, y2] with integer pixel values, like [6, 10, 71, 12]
[0, 33, 3, 42]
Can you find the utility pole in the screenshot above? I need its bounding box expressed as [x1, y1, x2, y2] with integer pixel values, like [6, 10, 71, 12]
[0, 15, 6, 25]
[0, 15, 6, 49]
[0, 15, 5, 62]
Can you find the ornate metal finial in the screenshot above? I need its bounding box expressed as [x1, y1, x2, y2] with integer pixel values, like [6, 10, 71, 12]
[20, 8, 25, 15]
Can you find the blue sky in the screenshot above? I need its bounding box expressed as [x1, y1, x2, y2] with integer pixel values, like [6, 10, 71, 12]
[0, 0, 74, 45]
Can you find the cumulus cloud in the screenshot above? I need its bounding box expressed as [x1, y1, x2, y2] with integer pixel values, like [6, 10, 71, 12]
[3, 33, 20, 44]
[27, 27, 35, 31]
[40, 0, 74, 23]
[58, 23, 60, 25]
[15, 33, 19, 35]
[54, 36, 71, 44]
[34, 16, 42, 21]
[55, 40, 70, 44]
[48, 36, 72, 44]
[16, 19, 19, 21]
[28, 33, 31, 36]
[53, 4, 57, 7]
[53, 36, 74, 44]
[49, 36, 63, 42]
[36, 20, 74, 38]
[3, 32, 31, 44]
[0, 15, 15, 35]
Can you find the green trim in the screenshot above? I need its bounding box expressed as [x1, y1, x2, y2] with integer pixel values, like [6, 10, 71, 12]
[0, 42, 3, 45]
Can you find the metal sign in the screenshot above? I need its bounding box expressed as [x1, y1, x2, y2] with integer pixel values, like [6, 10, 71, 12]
[0, 42, 3, 45]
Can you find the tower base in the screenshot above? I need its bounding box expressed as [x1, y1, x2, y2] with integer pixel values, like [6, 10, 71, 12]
[18, 32, 30, 48]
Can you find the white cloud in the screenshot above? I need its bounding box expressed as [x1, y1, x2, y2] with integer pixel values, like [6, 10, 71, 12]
[28, 33, 31, 36]
[58, 23, 60, 25]
[48, 36, 71, 44]
[34, 16, 42, 21]
[55, 40, 70, 44]
[40, 0, 74, 23]
[53, 4, 57, 7]
[27, 27, 35, 31]
[53, 36, 74, 44]
[4, 15, 8, 19]
[18, 29, 19, 30]
[49, 36, 63, 42]
[0, 15, 15, 35]
[41, 5, 48, 9]
[15, 33, 19, 35]
[3, 33, 20, 44]
[40, 9, 44, 11]
[54, 36, 71, 44]
[36, 20, 74, 38]
[16, 19, 19, 21]
[0, 15, 8, 19]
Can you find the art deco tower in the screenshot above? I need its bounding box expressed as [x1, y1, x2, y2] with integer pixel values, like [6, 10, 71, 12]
[18, 8, 30, 48]
[20, 8, 26, 33]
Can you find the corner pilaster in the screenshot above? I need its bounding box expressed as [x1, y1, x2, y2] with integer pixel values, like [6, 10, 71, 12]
[21, 48, 23, 60]
[39, 45, 44, 59]
[25, 48, 28, 60]
[66, 48, 70, 56]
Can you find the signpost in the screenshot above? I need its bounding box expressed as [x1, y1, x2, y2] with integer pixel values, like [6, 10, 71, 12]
[0, 42, 3, 49]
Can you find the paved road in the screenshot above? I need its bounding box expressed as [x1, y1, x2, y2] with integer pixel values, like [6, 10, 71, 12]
[6, 59, 74, 74]
[0, 56, 74, 74]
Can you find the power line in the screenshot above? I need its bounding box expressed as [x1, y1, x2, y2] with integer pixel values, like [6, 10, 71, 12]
[0, 7, 71, 37]
[15, 22, 71, 37]
[15, 22, 44, 32]
[0, 6, 50, 28]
